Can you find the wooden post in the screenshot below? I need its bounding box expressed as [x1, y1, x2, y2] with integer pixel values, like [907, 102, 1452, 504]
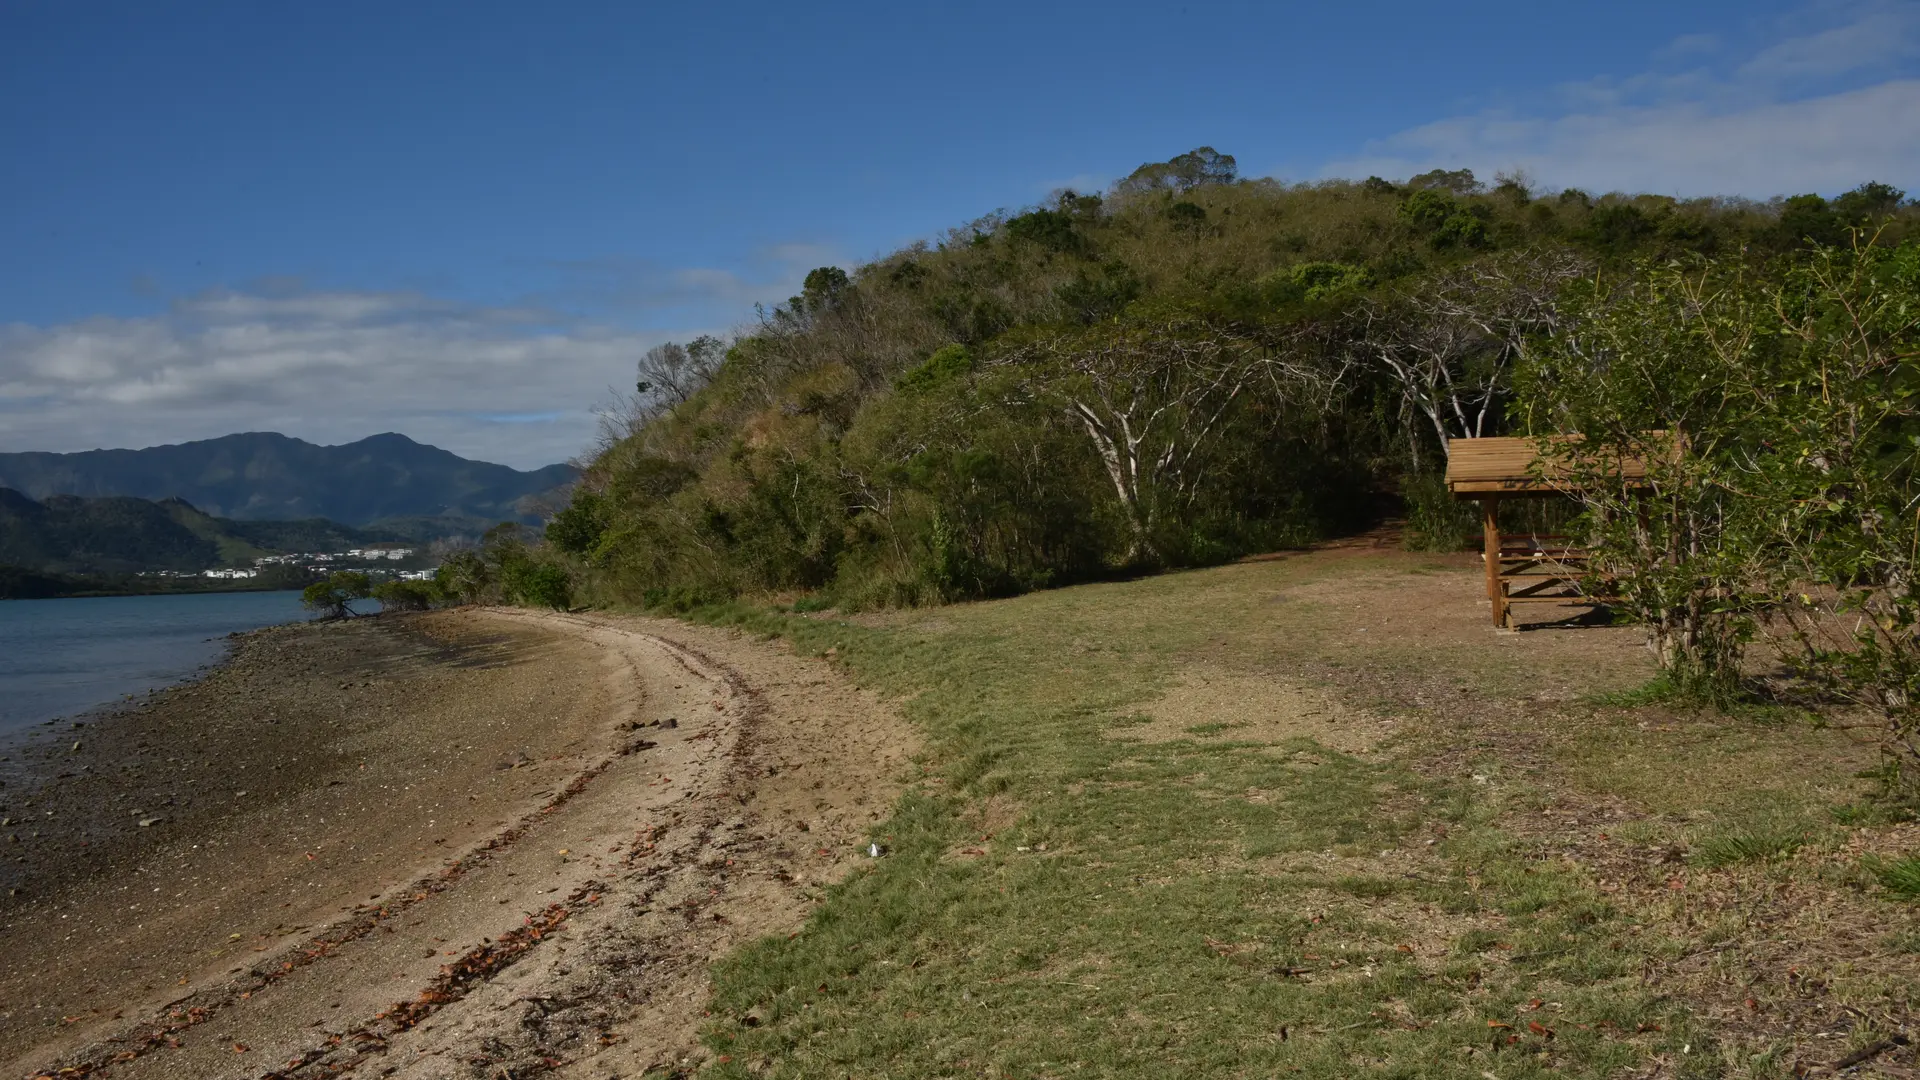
[1481, 495, 1507, 628]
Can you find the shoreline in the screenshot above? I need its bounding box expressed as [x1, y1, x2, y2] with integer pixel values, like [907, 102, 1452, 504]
[0, 607, 916, 1079]
[0, 628, 240, 758]
[0, 589, 329, 744]
[0, 612, 539, 901]
[0, 575, 312, 601]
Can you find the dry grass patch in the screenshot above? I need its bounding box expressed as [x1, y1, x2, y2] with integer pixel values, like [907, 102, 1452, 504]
[1109, 666, 1391, 754]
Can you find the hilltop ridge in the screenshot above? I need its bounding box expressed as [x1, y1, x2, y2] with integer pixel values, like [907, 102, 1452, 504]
[0, 431, 576, 529]
[0, 487, 402, 577]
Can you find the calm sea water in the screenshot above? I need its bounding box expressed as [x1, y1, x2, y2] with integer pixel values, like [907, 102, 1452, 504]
[0, 590, 313, 737]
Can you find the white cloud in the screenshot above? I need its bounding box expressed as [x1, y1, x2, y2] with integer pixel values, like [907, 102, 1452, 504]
[1319, 2, 1920, 197]
[537, 243, 835, 317]
[0, 289, 698, 470]
[1739, 6, 1918, 81]
[1658, 33, 1723, 61]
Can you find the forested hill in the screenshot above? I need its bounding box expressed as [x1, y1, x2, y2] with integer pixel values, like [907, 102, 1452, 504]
[0, 488, 399, 576]
[525, 149, 1917, 611]
[0, 432, 576, 530]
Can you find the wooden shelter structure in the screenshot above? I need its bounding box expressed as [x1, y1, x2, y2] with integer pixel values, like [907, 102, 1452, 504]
[1444, 436, 1657, 628]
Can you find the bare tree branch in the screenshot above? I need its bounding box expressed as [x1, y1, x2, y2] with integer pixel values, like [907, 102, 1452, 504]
[1360, 249, 1591, 457]
[997, 320, 1341, 558]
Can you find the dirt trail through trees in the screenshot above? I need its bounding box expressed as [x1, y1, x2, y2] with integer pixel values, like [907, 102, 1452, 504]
[9, 610, 915, 1080]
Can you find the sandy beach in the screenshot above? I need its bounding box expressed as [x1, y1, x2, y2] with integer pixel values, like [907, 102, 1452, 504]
[0, 608, 914, 1079]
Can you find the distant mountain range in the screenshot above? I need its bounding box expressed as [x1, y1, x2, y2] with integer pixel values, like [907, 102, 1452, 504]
[0, 432, 576, 529]
[0, 488, 400, 577]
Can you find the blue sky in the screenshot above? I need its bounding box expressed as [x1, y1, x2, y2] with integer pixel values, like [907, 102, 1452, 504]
[2, 0, 1917, 468]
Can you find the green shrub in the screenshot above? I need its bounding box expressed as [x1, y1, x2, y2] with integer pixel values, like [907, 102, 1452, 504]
[1402, 472, 1474, 552]
[434, 550, 490, 604]
[371, 578, 440, 612]
[545, 490, 609, 556]
[506, 561, 571, 610]
[301, 570, 371, 618]
[1256, 261, 1373, 307]
[642, 583, 729, 614]
[893, 345, 973, 395]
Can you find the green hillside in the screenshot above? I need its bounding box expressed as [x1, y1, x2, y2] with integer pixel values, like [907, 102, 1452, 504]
[0, 563, 94, 599]
[0, 487, 401, 576]
[540, 153, 1916, 610]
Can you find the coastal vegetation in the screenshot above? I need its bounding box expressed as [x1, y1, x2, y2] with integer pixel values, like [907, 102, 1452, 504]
[301, 570, 374, 618]
[433, 522, 572, 609]
[538, 151, 1920, 790]
[554, 155, 1915, 606]
[541, 160, 1910, 1073]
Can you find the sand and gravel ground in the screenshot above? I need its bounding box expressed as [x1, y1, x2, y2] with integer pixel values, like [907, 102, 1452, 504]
[0, 608, 915, 1080]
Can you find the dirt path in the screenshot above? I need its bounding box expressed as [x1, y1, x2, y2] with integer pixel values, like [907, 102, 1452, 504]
[8, 610, 916, 1080]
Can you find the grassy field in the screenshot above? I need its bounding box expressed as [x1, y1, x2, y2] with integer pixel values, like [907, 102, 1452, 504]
[657, 543, 1920, 1079]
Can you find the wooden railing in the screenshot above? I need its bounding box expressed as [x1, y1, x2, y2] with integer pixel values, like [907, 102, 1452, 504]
[1483, 530, 1610, 627]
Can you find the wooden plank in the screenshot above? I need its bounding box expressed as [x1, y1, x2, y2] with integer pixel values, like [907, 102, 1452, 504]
[1508, 578, 1586, 597]
[1482, 496, 1507, 628]
[1454, 459, 1636, 624]
[1497, 557, 1589, 568]
[1445, 434, 1671, 496]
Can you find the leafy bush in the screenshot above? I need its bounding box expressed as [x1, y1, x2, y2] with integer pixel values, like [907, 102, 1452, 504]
[1514, 261, 1759, 703]
[435, 550, 490, 605]
[1255, 261, 1373, 307]
[302, 570, 371, 618]
[1054, 263, 1142, 323]
[1003, 209, 1082, 253]
[545, 490, 609, 556]
[1401, 472, 1475, 552]
[893, 345, 973, 395]
[1517, 238, 1920, 792]
[506, 561, 571, 610]
[371, 578, 440, 612]
[433, 522, 572, 610]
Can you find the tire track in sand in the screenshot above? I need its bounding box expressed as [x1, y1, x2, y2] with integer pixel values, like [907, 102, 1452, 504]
[22, 610, 916, 1080]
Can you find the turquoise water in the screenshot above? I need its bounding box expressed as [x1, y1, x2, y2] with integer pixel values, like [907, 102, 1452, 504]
[0, 590, 313, 736]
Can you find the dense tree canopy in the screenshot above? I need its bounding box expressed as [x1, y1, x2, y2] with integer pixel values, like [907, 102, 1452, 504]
[549, 151, 1916, 617]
